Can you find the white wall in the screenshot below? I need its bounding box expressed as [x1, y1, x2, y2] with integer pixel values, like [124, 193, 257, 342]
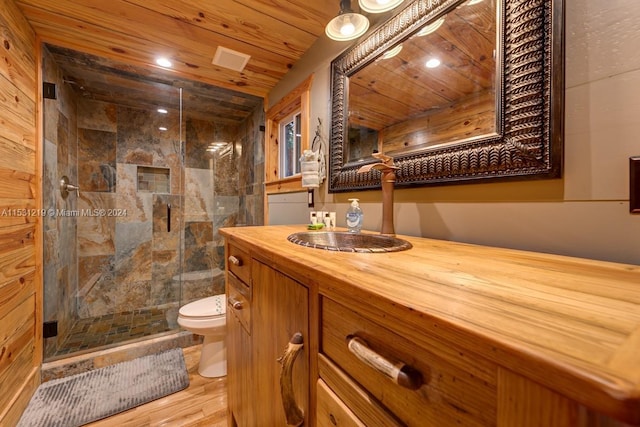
[268, 0, 640, 265]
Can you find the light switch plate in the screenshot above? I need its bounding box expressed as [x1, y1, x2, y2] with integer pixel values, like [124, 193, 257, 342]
[631, 157, 640, 213]
[307, 189, 314, 208]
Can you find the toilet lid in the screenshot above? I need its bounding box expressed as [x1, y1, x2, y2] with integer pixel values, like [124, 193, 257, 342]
[179, 295, 226, 318]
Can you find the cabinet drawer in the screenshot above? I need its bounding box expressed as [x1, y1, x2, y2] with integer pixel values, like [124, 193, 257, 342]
[321, 297, 497, 427]
[228, 274, 250, 334]
[319, 355, 402, 427]
[227, 244, 251, 285]
[317, 379, 365, 427]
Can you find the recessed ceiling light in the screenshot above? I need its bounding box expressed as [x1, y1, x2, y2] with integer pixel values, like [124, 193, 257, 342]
[208, 142, 228, 151]
[159, 126, 168, 131]
[157, 108, 168, 114]
[156, 57, 172, 68]
[466, 0, 483, 5]
[425, 58, 441, 68]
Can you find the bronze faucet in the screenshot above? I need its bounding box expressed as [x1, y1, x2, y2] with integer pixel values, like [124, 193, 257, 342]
[357, 152, 398, 236]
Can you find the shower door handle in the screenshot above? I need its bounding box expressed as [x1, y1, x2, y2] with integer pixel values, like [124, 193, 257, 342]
[167, 204, 171, 232]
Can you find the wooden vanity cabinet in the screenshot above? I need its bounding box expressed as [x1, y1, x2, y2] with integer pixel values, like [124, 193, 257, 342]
[226, 246, 253, 427]
[223, 226, 640, 427]
[317, 298, 638, 427]
[225, 241, 310, 427]
[316, 379, 365, 427]
[319, 296, 497, 427]
[227, 295, 253, 427]
[252, 259, 310, 426]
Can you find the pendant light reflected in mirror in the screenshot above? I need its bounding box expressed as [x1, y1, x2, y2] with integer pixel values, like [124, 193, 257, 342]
[358, 0, 405, 13]
[325, 0, 370, 41]
[415, 17, 445, 37]
[380, 44, 403, 60]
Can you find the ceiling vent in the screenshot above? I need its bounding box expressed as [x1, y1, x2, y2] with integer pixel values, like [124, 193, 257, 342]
[212, 46, 251, 72]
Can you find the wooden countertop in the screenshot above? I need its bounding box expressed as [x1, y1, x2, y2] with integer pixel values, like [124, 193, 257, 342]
[220, 225, 640, 424]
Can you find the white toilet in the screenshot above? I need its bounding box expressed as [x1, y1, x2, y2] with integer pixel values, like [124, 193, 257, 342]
[177, 294, 227, 377]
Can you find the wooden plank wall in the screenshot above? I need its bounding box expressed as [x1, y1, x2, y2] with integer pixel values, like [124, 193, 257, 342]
[381, 89, 496, 153]
[0, 0, 40, 425]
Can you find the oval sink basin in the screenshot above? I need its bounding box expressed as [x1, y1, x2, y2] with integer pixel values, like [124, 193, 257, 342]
[287, 231, 412, 253]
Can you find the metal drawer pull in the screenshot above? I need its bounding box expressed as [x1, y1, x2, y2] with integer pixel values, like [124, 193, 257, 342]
[228, 255, 242, 266]
[346, 335, 423, 390]
[228, 297, 243, 310]
[278, 332, 305, 426]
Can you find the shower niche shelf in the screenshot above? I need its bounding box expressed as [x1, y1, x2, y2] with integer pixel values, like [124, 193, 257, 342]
[137, 166, 170, 193]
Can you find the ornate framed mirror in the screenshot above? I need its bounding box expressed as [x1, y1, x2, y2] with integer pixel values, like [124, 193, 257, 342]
[328, 0, 564, 192]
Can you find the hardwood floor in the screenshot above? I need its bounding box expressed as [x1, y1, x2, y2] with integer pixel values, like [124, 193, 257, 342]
[86, 345, 227, 426]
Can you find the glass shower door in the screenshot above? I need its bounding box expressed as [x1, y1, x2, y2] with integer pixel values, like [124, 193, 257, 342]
[179, 91, 238, 306]
[42, 44, 185, 360]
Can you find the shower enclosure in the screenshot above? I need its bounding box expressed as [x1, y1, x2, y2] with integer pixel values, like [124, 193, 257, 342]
[41, 44, 264, 361]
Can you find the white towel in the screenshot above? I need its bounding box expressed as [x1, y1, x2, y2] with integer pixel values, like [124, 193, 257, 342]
[300, 151, 320, 188]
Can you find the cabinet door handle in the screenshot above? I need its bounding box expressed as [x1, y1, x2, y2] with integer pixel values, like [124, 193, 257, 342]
[346, 335, 423, 390]
[278, 332, 305, 426]
[228, 255, 242, 266]
[228, 297, 243, 310]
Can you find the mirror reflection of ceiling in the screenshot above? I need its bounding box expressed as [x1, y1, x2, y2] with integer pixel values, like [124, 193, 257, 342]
[348, 0, 496, 133]
[46, 44, 263, 125]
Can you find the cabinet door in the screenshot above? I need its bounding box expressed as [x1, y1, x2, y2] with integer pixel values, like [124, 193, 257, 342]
[227, 306, 253, 427]
[252, 260, 309, 426]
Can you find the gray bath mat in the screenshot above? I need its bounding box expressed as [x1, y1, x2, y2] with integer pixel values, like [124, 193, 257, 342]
[17, 348, 189, 427]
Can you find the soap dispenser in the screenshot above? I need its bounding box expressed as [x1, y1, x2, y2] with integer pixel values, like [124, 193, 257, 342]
[346, 198, 363, 233]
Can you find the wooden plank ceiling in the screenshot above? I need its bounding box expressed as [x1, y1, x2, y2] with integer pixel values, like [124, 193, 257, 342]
[16, 0, 341, 110]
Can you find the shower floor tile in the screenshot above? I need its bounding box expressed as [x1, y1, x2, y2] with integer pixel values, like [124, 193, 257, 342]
[52, 307, 176, 358]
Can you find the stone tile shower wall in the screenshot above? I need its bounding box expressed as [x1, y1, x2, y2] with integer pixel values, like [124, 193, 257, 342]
[75, 99, 240, 317]
[42, 47, 79, 357]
